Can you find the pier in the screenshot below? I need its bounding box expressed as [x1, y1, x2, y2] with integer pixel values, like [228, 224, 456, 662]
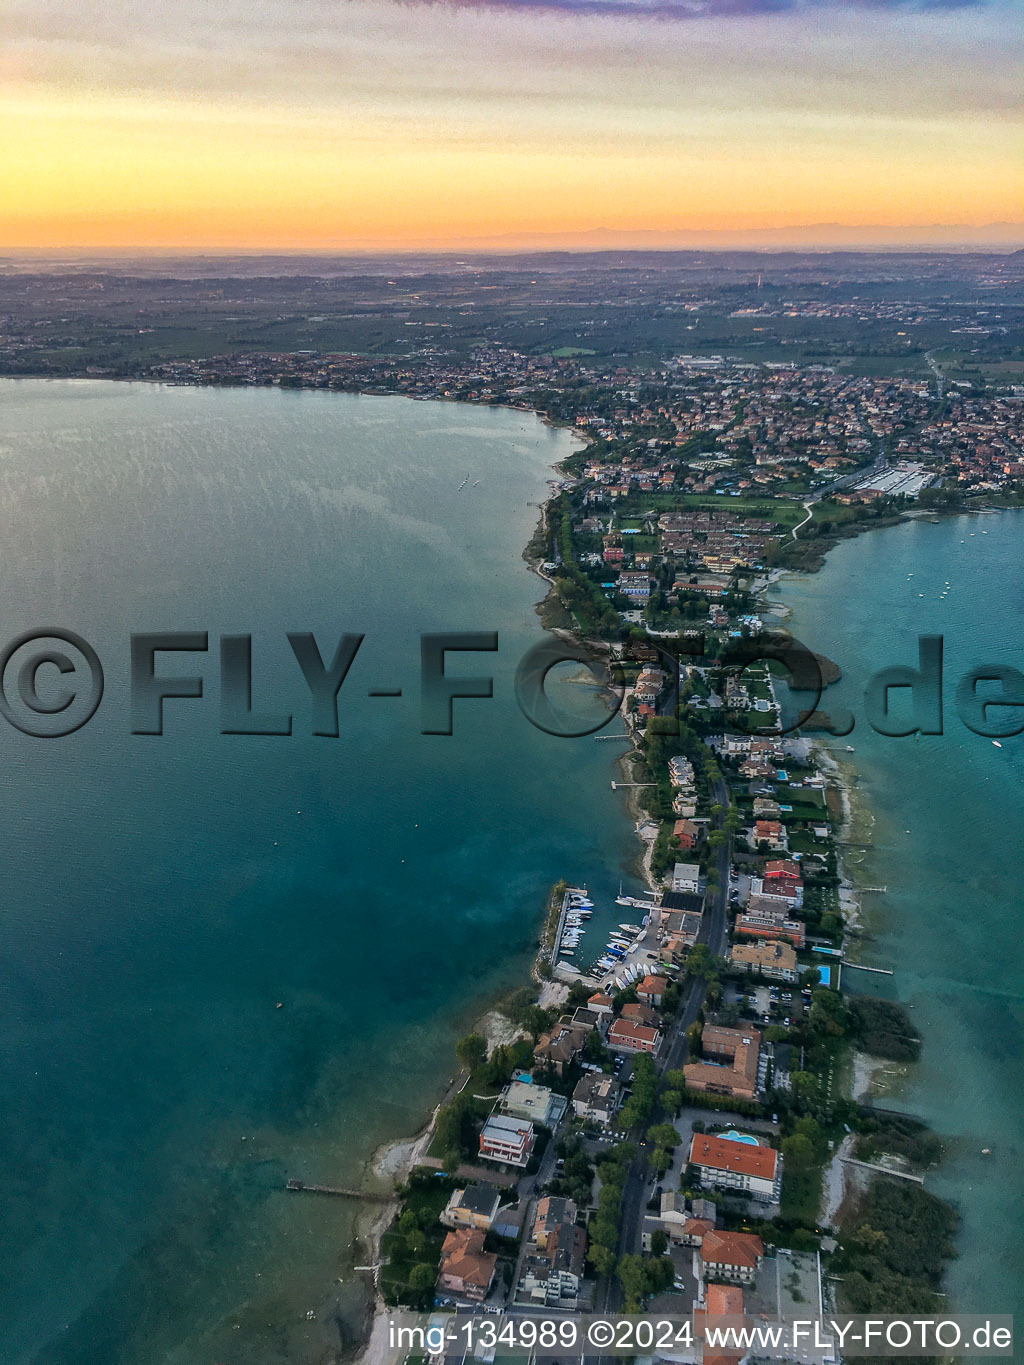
[551, 884, 589, 969]
[610, 781, 656, 790]
[615, 895, 661, 913]
[841, 962, 894, 976]
[286, 1180, 393, 1202]
[594, 733, 632, 741]
[840, 1158, 923, 1185]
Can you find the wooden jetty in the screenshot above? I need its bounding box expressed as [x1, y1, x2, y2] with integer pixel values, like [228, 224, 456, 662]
[286, 1179, 392, 1203]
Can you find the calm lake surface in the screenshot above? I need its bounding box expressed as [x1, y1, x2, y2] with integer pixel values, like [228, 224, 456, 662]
[0, 379, 643, 1365]
[779, 511, 1024, 1320]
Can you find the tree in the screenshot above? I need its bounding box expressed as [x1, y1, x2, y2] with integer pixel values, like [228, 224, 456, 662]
[647, 1124, 681, 1149]
[789, 1070, 819, 1102]
[405, 1228, 426, 1254]
[617, 1254, 651, 1311]
[650, 1146, 671, 1177]
[661, 1089, 682, 1115]
[809, 988, 848, 1038]
[782, 1132, 815, 1169]
[409, 1263, 436, 1292]
[588, 1242, 617, 1275]
[435, 1091, 476, 1158]
[455, 1033, 488, 1070]
[650, 1229, 669, 1257]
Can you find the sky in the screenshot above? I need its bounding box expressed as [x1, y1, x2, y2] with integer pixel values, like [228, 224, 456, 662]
[1, 0, 1022, 249]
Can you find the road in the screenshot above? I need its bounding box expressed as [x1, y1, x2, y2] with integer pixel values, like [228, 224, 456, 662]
[593, 774, 733, 1316]
[925, 348, 945, 400]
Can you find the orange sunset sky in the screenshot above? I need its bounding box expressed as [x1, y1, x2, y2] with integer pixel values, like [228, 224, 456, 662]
[2, 0, 1022, 250]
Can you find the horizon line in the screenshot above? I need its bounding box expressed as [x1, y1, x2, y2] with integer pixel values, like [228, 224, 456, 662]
[2, 221, 1023, 260]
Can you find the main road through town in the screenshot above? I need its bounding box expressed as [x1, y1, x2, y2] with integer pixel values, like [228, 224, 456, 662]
[592, 773, 732, 1323]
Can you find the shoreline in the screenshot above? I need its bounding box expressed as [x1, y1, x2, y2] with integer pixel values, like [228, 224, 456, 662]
[765, 558, 958, 1297]
[47, 371, 959, 1345]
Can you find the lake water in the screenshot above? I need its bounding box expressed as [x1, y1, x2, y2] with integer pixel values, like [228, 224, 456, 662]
[0, 379, 644, 1365]
[778, 511, 1024, 1320]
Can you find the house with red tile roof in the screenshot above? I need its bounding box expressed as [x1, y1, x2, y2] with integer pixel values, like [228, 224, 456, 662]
[684, 1025, 762, 1102]
[437, 1227, 497, 1302]
[637, 974, 669, 1007]
[607, 1018, 661, 1056]
[698, 1229, 764, 1284]
[688, 1132, 781, 1203]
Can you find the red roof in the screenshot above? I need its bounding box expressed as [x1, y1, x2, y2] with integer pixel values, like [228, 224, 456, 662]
[689, 1133, 778, 1180]
[701, 1229, 764, 1269]
[608, 1019, 660, 1045]
[707, 1284, 744, 1315]
[765, 858, 800, 879]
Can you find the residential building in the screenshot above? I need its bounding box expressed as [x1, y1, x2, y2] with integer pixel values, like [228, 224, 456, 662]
[668, 755, 695, 787]
[437, 1227, 497, 1302]
[688, 1133, 782, 1203]
[660, 907, 702, 963]
[499, 1080, 566, 1127]
[641, 1190, 718, 1249]
[441, 1184, 502, 1231]
[764, 858, 801, 880]
[671, 862, 702, 893]
[620, 1001, 661, 1030]
[734, 908, 806, 948]
[533, 1015, 591, 1075]
[698, 1229, 765, 1284]
[730, 939, 798, 982]
[753, 820, 788, 851]
[519, 1198, 588, 1307]
[532, 1196, 577, 1254]
[673, 818, 702, 850]
[684, 1024, 761, 1100]
[572, 1071, 623, 1127]
[697, 1284, 748, 1365]
[479, 1114, 536, 1168]
[750, 874, 803, 908]
[636, 974, 670, 1007]
[607, 1018, 661, 1055]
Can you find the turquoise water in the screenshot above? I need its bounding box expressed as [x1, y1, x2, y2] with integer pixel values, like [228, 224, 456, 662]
[778, 512, 1024, 1318]
[0, 380, 644, 1365]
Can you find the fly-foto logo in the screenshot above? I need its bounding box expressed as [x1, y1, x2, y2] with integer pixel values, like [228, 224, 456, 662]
[0, 628, 1020, 741]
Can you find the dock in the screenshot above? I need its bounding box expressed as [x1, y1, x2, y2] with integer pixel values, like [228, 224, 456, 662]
[840, 1158, 923, 1184]
[286, 1179, 393, 1202]
[551, 884, 589, 968]
[841, 962, 894, 976]
[615, 895, 660, 913]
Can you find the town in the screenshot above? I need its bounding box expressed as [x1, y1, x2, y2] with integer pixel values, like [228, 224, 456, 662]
[348, 590, 952, 1362]
[2, 251, 993, 1361]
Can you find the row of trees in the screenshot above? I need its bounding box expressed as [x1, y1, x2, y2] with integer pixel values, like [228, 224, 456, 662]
[586, 1142, 635, 1275]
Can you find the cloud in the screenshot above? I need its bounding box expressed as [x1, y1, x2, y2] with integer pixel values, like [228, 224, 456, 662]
[422, 0, 984, 15]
